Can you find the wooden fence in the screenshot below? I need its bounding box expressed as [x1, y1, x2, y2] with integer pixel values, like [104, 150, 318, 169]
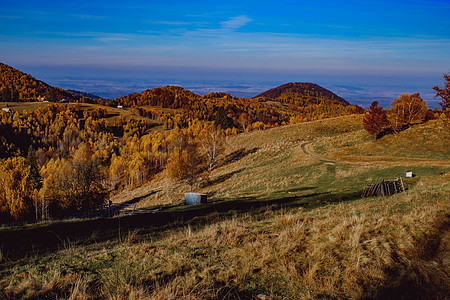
[69, 201, 161, 219]
[361, 177, 404, 197]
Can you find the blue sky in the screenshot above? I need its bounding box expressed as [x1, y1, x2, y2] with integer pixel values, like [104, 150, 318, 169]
[1, 0, 449, 98]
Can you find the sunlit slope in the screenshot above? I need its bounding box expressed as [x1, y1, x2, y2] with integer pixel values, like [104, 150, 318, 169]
[0, 62, 83, 102]
[320, 117, 450, 161]
[126, 114, 449, 209]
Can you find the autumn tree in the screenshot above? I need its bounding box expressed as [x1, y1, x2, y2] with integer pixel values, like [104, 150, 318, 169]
[26, 146, 43, 220]
[214, 106, 234, 129]
[388, 93, 428, 132]
[26, 145, 42, 190]
[166, 137, 205, 191]
[433, 74, 450, 110]
[0, 157, 33, 221]
[238, 112, 251, 131]
[40, 143, 108, 216]
[110, 153, 126, 189]
[362, 101, 390, 139]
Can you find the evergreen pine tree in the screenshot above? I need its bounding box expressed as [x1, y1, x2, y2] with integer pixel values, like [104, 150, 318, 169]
[26, 145, 42, 190]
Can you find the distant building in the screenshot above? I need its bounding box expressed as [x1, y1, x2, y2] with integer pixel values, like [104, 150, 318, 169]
[403, 170, 413, 178]
[61, 99, 69, 103]
[2, 108, 11, 112]
[184, 193, 207, 205]
[117, 105, 123, 109]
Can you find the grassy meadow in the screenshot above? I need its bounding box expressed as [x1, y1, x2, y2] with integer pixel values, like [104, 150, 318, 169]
[1, 114, 449, 299]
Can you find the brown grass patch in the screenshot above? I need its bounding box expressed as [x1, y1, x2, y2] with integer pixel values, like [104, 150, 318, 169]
[3, 175, 447, 299]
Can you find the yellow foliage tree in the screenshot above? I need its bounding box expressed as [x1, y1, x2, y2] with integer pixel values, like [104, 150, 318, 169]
[166, 142, 205, 191]
[388, 93, 428, 132]
[0, 157, 33, 221]
[40, 143, 108, 216]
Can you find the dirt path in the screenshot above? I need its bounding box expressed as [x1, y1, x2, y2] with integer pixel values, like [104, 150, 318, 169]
[301, 141, 450, 168]
[301, 142, 337, 164]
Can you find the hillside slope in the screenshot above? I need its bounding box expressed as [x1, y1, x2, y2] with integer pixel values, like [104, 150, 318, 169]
[0, 63, 82, 102]
[314, 117, 450, 161]
[117, 85, 201, 108]
[254, 82, 350, 106]
[1, 114, 448, 299]
[113, 114, 449, 211]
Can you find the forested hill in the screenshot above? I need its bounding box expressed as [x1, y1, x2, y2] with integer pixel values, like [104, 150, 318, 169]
[0, 63, 83, 102]
[117, 85, 201, 108]
[1, 63, 364, 130]
[254, 82, 350, 106]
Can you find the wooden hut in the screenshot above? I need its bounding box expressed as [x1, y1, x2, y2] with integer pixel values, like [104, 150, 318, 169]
[184, 193, 207, 205]
[403, 170, 413, 178]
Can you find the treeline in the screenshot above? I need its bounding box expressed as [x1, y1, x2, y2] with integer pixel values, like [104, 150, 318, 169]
[115, 86, 364, 132]
[0, 104, 225, 222]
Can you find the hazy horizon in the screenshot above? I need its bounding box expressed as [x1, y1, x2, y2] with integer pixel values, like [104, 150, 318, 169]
[10, 63, 440, 108]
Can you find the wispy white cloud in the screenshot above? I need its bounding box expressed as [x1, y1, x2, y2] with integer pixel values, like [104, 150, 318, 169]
[70, 14, 106, 20]
[145, 20, 208, 26]
[0, 15, 21, 20]
[221, 15, 252, 30]
[183, 15, 253, 38]
[26, 30, 137, 43]
[96, 34, 131, 42]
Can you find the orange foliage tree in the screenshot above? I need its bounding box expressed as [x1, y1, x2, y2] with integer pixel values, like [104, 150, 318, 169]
[166, 127, 206, 191]
[40, 143, 108, 216]
[362, 101, 390, 139]
[433, 74, 450, 111]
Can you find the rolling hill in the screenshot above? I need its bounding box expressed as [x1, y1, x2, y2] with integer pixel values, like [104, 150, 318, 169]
[0, 62, 85, 102]
[117, 85, 202, 108]
[254, 82, 351, 106]
[1, 63, 363, 131]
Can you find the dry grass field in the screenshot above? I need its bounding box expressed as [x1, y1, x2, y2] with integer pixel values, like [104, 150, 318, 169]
[115, 114, 448, 209]
[1, 114, 449, 299]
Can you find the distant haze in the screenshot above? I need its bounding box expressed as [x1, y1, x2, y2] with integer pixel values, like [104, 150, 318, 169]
[28, 66, 441, 109]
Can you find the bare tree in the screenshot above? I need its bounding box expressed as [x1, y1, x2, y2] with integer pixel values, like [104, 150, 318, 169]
[199, 124, 225, 171]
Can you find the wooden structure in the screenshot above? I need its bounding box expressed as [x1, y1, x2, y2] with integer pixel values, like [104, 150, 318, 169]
[184, 193, 207, 205]
[403, 170, 413, 178]
[361, 177, 404, 197]
[69, 201, 161, 219]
